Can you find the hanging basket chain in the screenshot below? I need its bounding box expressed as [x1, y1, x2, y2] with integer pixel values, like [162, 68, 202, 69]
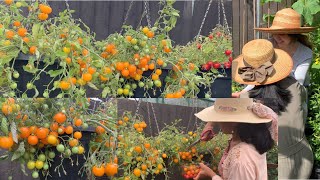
[218, 0, 221, 25]
[133, 99, 142, 119]
[144, 0, 152, 28]
[221, 0, 231, 35]
[196, 0, 213, 40]
[146, 100, 152, 134]
[65, 0, 72, 18]
[150, 101, 160, 135]
[120, 0, 134, 34]
[137, 10, 146, 30]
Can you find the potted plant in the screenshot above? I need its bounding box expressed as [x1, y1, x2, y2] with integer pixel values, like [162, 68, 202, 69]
[163, 25, 232, 98]
[0, 98, 116, 179]
[84, 111, 229, 180]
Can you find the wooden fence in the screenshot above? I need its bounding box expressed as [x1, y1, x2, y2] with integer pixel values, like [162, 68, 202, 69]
[117, 99, 207, 137]
[232, 0, 294, 56]
[48, 1, 232, 45]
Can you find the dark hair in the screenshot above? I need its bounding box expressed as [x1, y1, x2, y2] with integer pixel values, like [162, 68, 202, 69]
[289, 34, 313, 49]
[236, 122, 274, 154]
[248, 83, 292, 115]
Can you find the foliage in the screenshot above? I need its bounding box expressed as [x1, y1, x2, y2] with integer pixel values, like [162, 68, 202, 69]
[85, 112, 229, 180]
[164, 25, 232, 98]
[261, 0, 283, 5]
[292, 0, 320, 26]
[267, 146, 278, 180]
[0, 0, 230, 98]
[0, 98, 117, 179]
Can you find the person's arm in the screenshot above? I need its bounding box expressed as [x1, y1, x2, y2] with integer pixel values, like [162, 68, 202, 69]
[193, 163, 221, 180]
[294, 58, 312, 85]
[232, 85, 255, 98]
[200, 122, 215, 141]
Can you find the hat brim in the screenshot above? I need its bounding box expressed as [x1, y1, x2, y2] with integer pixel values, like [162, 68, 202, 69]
[232, 49, 293, 85]
[254, 27, 316, 34]
[195, 106, 272, 124]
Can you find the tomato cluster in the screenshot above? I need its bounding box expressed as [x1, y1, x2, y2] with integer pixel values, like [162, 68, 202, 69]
[182, 164, 201, 179]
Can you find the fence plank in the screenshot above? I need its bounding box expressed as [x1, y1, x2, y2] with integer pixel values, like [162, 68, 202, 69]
[233, 0, 294, 56]
[232, 0, 241, 56]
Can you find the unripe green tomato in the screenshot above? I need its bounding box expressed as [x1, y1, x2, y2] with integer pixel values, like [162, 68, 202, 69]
[32, 171, 39, 179]
[124, 84, 131, 90]
[43, 163, 49, 170]
[138, 82, 144, 87]
[64, 149, 72, 158]
[38, 154, 46, 161]
[131, 83, 137, 89]
[16, 2, 22, 8]
[133, 45, 139, 50]
[72, 147, 79, 154]
[82, 123, 89, 129]
[26, 83, 33, 89]
[117, 88, 123, 95]
[48, 151, 55, 159]
[43, 91, 49, 98]
[56, 144, 65, 153]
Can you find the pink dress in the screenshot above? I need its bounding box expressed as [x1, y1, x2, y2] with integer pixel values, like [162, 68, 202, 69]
[212, 140, 268, 180]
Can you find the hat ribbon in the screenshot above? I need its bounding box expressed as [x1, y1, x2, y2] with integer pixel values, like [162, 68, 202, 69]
[238, 61, 274, 83]
[249, 103, 278, 144]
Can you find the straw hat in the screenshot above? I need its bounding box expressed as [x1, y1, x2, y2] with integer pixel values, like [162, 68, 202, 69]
[255, 8, 316, 34]
[232, 39, 293, 85]
[194, 98, 272, 123]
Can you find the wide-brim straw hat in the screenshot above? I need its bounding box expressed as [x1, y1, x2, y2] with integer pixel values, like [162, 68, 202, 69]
[255, 8, 316, 34]
[232, 39, 293, 85]
[195, 98, 272, 123]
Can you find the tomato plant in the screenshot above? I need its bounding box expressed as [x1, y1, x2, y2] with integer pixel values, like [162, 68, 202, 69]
[164, 25, 232, 98]
[0, 98, 117, 179]
[84, 112, 229, 179]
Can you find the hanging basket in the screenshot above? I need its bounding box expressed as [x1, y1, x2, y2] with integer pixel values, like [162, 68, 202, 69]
[10, 52, 61, 97]
[197, 68, 231, 98]
[40, 130, 95, 180]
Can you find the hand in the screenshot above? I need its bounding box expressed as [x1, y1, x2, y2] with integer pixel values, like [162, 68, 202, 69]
[232, 92, 241, 98]
[200, 123, 215, 141]
[194, 163, 216, 180]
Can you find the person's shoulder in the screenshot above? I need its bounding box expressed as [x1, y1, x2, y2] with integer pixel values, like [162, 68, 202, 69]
[297, 42, 312, 59]
[230, 142, 262, 161]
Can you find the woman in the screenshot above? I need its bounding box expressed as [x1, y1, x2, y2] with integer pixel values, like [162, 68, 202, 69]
[232, 8, 315, 97]
[194, 98, 278, 180]
[232, 39, 314, 179]
[256, 8, 315, 86]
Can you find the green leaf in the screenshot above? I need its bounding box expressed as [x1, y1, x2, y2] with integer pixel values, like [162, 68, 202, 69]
[55, 50, 67, 58]
[22, 65, 38, 74]
[32, 23, 40, 38]
[47, 69, 64, 78]
[11, 142, 25, 161]
[263, 14, 275, 23]
[1, 117, 8, 135]
[171, 11, 180, 17]
[11, 121, 18, 143]
[261, 0, 282, 5]
[312, 63, 320, 69]
[102, 87, 110, 98]
[87, 82, 99, 90]
[0, 154, 9, 160]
